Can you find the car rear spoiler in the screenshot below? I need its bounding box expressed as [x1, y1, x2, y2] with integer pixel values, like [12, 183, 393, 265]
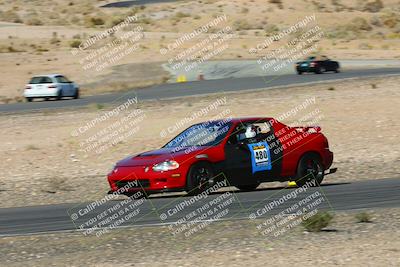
[293, 126, 321, 133]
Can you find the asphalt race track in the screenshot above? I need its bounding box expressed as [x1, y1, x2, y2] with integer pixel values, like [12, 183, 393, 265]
[1, 67, 400, 113]
[0, 178, 399, 236]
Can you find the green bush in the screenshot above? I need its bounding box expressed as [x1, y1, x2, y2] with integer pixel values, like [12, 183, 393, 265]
[302, 212, 334, 232]
[356, 212, 372, 223]
[264, 24, 279, 35]
[70, 40, 81, 48]
[85, 17, 105, 27]
[175, 12, 190, 19]
[233, 19, 253, 31]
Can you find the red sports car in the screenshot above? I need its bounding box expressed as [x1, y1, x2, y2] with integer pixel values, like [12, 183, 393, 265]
[107, 117, 336, 196]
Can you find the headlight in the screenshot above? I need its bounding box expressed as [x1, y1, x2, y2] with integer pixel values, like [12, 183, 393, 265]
[152, 160, 179, 172]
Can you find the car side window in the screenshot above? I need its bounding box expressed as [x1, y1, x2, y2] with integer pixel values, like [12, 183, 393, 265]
[56, 76, 70, 83]
[41, 77, 52, 84]
[253, 122, 271, 134]
[253, 122, 274, 142]
[227, 122, 273, 145]
[226, 128, 241, 145]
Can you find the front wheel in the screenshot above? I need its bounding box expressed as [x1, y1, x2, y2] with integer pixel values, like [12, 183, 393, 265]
[56, 90, 62, 100]
[73, 88, 79, 99]
[236, 183, 260, 191]
[26, 97, 32, 102]
[186, 162, 215, 196]
[295, 154, 324, 187]
[315, 67, 324, 74]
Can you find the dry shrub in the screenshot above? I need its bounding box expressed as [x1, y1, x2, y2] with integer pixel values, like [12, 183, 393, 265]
[363, 0, 384, 13]
[302, 212, 334, 232]
[349, 17, 372, 31]
[0, 10, 22, 23]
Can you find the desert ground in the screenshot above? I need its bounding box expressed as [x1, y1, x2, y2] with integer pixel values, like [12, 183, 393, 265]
[1, 1, 400, 266]
[1, 208, 399, 266]
[0, 75, 399, 208]
[0, 0, 400, 102]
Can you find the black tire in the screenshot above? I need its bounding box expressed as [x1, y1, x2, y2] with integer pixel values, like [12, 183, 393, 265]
[26, 97, 32, 102]
[236, 183, 260, 191]
[315, 67, 322, 74]
[186, 162, 214, 196]
[297, 70, 303, 75]
[44, 97, 50, 101]
[56, 90, 62, 100]
[295, 153, 324, 187]
[73, 88, 79, 99]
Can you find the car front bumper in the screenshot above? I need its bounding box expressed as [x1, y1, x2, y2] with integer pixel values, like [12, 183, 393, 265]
[107, 166, 188, 194]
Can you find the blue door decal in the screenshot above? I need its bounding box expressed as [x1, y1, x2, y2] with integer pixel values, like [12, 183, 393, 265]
[248, 142, 272, 173]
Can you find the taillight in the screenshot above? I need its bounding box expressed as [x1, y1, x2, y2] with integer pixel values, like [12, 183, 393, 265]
[25, 85, 32, 89]
[48, 85, 57, 89]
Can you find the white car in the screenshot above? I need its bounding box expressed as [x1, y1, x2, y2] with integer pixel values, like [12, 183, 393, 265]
[24, 74, 79, 102]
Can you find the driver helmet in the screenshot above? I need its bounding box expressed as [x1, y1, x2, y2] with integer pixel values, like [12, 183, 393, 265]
[244, 124, 257, 139]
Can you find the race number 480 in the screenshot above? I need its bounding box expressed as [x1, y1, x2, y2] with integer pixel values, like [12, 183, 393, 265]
[253, 145, 268, 165]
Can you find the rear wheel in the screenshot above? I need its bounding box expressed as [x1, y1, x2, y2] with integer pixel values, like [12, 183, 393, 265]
[295, 153, 324, 187]
[186, 162, 214, 196]
[26, 97, 32, 102]
[297, 70, 303, 75]
[236, 183, 260, 191]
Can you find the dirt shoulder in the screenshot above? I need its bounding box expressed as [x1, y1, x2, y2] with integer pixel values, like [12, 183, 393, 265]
[1, 208, 399, 266]
[0, 75, 399, 208]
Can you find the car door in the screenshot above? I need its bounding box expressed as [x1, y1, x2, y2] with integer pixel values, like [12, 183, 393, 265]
[56, 75, 73, 96]
[321, 59, 328, 71]
[223, 121, 283, 186]
[63, 76, 75, 96]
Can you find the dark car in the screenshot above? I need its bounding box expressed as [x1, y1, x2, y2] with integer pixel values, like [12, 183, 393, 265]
[296, 56, 340, 74]
[107, 117, 336, 197]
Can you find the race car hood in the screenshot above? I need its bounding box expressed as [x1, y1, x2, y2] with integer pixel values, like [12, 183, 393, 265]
[116, 147, 204, 167]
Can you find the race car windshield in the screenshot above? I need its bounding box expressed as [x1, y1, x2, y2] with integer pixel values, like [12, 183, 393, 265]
[164, 121, 232, 148]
